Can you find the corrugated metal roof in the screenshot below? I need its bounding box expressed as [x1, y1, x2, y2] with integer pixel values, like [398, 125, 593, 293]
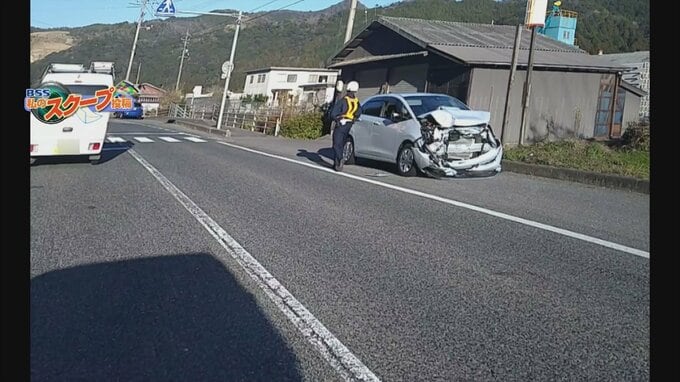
[380, 16, 585, 53]
[599, 51, 650, 65]
[430, 45, 624, 71]
[327, 51, 428, 68]
[330, 17, 629, 72]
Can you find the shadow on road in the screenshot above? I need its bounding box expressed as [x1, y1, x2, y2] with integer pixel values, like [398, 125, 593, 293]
[296, 149, 333, 169]
[31, 142, 134, 166]
[31, 254, 303, 381]
[297, 147, 407, 176]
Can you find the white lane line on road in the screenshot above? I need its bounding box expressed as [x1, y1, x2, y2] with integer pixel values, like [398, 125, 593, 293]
[133, 137, 154, 143]
[158, 136, 181, 142]
[183, 137, 207, 142]
[106, 136, 127, 143]
[127, 149, 381, 382]
[218, 141, 649, 259]
[108, 132, 185, 135]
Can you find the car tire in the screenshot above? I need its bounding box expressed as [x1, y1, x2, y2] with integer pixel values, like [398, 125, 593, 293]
[396, 142, 417, 177]
[343, 137, 356, 165]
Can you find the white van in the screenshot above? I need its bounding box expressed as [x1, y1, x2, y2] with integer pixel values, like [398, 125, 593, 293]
[30, 62, 116, 164]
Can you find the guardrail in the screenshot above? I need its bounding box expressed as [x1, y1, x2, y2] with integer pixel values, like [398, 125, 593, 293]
[165, 102, 320, 136]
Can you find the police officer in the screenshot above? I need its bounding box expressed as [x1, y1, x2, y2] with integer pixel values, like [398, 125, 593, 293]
[324, 80, 344, 136]
[330, 81, 361, 171]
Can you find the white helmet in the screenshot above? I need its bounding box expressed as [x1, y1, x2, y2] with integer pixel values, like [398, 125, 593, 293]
[346, 81, 359, 92]
[428, 109, 454, 128]
[335, 80, 344, 92]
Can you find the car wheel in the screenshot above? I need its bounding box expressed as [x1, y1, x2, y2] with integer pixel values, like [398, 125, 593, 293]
[396, 142, 417, 177]
[343, 137, 356, 165]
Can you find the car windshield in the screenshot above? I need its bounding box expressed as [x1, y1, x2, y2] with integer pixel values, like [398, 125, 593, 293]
[404, 95, 470, 116]
[63, 84, 110, 96]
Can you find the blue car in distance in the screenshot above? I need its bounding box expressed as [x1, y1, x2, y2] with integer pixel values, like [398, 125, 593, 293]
[114, 101, 144, 119]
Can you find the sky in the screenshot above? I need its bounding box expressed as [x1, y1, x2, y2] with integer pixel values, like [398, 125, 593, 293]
[31, 0, 399, 28]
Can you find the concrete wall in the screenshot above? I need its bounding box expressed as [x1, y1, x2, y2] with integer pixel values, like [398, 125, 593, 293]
[468, 68, 602, 144]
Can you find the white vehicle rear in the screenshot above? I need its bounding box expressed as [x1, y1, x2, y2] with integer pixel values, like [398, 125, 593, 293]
[30, 62, 115, 164]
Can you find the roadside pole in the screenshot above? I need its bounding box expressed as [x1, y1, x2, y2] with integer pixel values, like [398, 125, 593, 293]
[216, 11, 242, 130]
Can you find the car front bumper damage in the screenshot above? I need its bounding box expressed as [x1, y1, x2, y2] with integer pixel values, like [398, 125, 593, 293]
[413, 138, 503, 178]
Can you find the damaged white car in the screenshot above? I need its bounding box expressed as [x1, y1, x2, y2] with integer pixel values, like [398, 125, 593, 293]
[345, 93, 503, 178]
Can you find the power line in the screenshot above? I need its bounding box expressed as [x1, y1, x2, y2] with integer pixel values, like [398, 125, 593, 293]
[190, 19, 234, 38]
[191, 0, 302, 39]
[244, 0, 305, 23]
[249, 0, 282, 13]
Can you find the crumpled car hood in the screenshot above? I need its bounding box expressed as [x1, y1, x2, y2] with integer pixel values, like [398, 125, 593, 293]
[419, 107, 491, 127]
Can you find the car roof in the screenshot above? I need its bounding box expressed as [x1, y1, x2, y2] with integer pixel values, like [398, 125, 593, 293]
[372, 93, 452, 98]
[364, 93, 459, 101]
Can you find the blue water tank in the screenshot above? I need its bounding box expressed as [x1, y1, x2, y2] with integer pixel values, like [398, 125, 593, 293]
[540, 8, 578, 46]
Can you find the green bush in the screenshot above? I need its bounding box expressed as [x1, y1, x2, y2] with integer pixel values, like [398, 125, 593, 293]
[280, 112, 324, 139]
[621, 122, 650, 151]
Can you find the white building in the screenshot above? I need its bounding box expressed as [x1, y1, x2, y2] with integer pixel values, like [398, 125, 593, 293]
[600, 51, 650, 119]
[242, 67, 339, 106]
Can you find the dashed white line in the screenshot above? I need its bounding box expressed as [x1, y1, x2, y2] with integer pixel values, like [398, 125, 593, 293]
[183, 137, 207, 143]
[158, 136, 181, 142]
[106, 136, 126, 143]
[108, 132, 178, 135]
[133, 137, 154, 143]
[127, 149, 381, 382]
[217, 141, 649, 259]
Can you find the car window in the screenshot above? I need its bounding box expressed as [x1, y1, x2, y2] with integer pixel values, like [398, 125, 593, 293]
[362, 100, 384, 117]
[384, 98, 410, 122]
[405, 95, 469, 116]
[63, 85, 110, 96]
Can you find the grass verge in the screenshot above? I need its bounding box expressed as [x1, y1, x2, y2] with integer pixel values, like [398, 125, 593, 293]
[504, 140, 649, 180]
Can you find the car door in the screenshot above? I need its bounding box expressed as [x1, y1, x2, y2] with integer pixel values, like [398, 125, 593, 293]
[352, 98, 386, 158]
[371, 97, 414, 162]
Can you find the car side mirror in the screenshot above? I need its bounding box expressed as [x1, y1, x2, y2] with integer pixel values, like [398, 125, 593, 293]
[391, 112, 404, 121]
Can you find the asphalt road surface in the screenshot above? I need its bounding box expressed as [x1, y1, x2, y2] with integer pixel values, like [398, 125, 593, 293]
[30, 119, 649, 381]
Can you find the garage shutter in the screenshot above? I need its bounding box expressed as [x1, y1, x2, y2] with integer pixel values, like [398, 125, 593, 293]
[388, 64, 427, 94]
[355, 68, 387, 101]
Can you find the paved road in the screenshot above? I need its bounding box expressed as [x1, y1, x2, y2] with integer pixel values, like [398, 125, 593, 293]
[31, 119, 649, 381]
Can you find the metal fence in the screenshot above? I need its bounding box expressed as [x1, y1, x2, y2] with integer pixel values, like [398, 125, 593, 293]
[163, 101, 322, 136]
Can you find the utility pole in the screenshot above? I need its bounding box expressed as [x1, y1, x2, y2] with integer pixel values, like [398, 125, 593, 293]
[344, 0, 358, 43]
[519, 26, 537, 145]
[126, 0, 148, 81]
[176, 29, 190, 91]
[135, 61, 142, 84]
[216, 11, 242, 130]
[501, 25, 522, 143]
[519, 0, 549, 145]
